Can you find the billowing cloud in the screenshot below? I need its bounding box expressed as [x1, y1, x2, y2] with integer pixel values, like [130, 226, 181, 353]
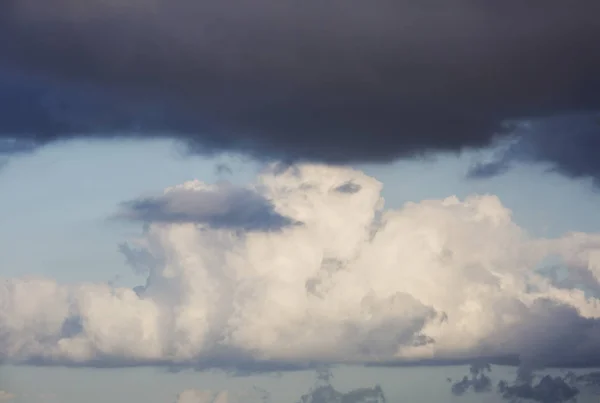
[1, 1, 599, 170]
[115, 181, 297, 231]
[2, 164, 600, 367]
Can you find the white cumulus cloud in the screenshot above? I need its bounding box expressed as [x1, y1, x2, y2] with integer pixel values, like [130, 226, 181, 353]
[2, 164, 600, 368]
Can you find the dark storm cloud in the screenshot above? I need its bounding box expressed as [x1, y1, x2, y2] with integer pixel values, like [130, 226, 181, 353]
[468, 114, 600, 185]
[1, 1, 600, 167]
[116, 184, 297, 231]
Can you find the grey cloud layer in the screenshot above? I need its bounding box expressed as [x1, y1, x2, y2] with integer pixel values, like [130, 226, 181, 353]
[1, 1, 600, 176]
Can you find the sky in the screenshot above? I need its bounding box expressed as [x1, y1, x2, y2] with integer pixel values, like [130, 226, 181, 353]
[2, 2, 600, 403]
[2, 140, 600, 403]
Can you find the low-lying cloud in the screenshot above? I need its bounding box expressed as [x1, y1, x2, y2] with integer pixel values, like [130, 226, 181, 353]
[116, 181, 297, 231]
[172, 370, 383, 403]
[451, 363, 492, 395]
[498, 375, 579, 403]
[2, 164, 600, 368]
[450, 364, 590, 403]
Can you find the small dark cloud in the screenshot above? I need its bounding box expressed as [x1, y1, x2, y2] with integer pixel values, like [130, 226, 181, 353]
[467, 158, 513, 179]
[334, 181, 362, 194]
[449, 363, 579, 402]
[298, 369, 386, 403]
[1, 1, 599, 173]
[498, 374, 579, 403]
[116, 184, 298, 231]
[451, 362, 493, 396]
[453, 364, 600, 403]
[214, 163, 233, 176]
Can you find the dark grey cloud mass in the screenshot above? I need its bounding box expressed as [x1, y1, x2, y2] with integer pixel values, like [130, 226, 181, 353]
[116, 184, 297, 231]
[1, 1, 600, 180]
[468, 114, 600, 185]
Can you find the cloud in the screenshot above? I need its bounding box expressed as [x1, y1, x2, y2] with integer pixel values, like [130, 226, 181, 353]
[0, 391, 14, 401]
[1, 2, 599, 167]
[333, 181, 362, 195]
[498, 374, 579, 403]
[214, 164, 233, 177]
[115, 181, 298, 231]
[3, 164, 600, 368]
[450, 363, 492, 395]
[297, 369, 386, 403]
[450, 364, 588, 403]
[172, 372, 385, 403]
[468, 114, 600, 185]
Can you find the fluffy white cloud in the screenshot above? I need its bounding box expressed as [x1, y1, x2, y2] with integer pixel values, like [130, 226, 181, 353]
[2, 164, 600, 367]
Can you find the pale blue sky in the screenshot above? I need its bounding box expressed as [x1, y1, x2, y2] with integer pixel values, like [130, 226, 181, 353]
[0, 140, 255, 284]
